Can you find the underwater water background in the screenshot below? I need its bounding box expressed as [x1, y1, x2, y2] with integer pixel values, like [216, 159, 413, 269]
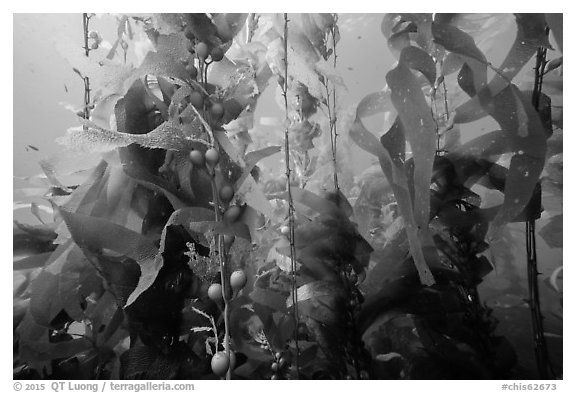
[13, 13, 563, 379]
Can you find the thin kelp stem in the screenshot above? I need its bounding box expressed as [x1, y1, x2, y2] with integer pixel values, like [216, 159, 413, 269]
[210, 171, 232, 380]
[201, 45, 229, 378]
[282, 13, 300, 378]
[326, 15, 340, 191]
[324, 83, 338, 185]
[82, 14, 92, 124]
[330, 14, 340, 192]
[528, 38, 556, 380]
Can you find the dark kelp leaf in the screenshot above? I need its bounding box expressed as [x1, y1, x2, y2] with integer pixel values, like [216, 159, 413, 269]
[386, 63, 436, 230]
[360, 230, 410, 297]
[293, 282, 345, 326]
[30, 270, 70, 328]
[235, 145, 282, 187]
[214, 130, 245, 166]
[120, 346, 160, 379]
[29, 242, 75, 327]
[387, 31, 412, 59]
[156, 76, 175, 104]
[539, 214, 562, 248]
[212, 221, 252, 241]
[13, 228, 55, 258]
[381, 14, 402, 39]
[289, 187, 341, 219]
[433, 23, 488, 96]
[296, 232, 356, 263]
[235, 175, 274, 219]
[185, 14, 220, 45]
[61, 117, 205, 154]
[171, 153, 195, 202]
[399, 46, 436, 86]
[493, 87, 548, 158]
[154, 208, 214, 272]
[487, 14, 550, 93]
[188, 221, 251, 242]
[59, 210, 161, 307]
[59, 246, 98, 321]
[411, 14, 434, 52]
[351, 89, 435, 286]
[90, 254, 141, 306]
[489, 87, 547, 224]
[434, 14, 513, 65]
[267, 312, 296, 350]
[29, 241, 101, 328]
[245, 146, 282, 171]
[453, 96, 490, 124]
[497, 154, 545, 225]
[124, 34, 192, 97]
[432, 22, 486, 65]
[250, 287, 287, 312]
[290, 280, 342, 305]
[452, 85, 548, 225]
[301, 14, 328, 58]
[122, 162, 189, 210]
[349, 116, 391, 160]
[454, 14, 551, 124]
[18, 310, 92, 372]
[283, 250, 338, 282]
[457, 62, 478, 97]
[441, 52, 465, 76]
[436, 203, 498, 229]
[14, 252, 52, 271]
[293, 220, 334, 248]
[356, 90, 393, 119]
[58, 160, 108, 215]
[287, 18, 322, 66]
[86, 292, 124, 346]
[229, 298, 276, 362]
[452, 130, 511, 158]
[237, 205, 265, 243]
[326, 189, 354, 218]
[102, 165, 135, 225]
[507, 13, 551, 62]
[382, 14, 434, 53]
[380, 117, 406, 167]
[212, 13, 248, 42]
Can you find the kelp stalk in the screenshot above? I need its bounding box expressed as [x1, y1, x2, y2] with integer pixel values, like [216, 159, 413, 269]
[327, 14, 340, 191]
[82, 13, 92, 123]
[282, 13, 300, 378]
[528, 39, 556, 380]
